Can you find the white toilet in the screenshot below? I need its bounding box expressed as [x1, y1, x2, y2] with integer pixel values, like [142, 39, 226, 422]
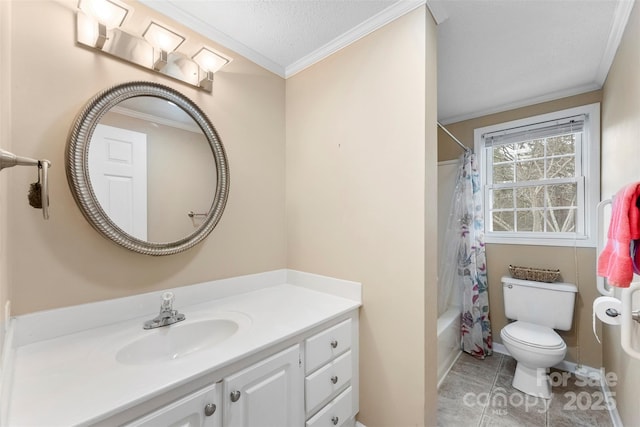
[500, 276, 578, 399]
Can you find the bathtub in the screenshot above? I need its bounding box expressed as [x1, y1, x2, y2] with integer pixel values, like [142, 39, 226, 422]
[437, 306, 461, 386]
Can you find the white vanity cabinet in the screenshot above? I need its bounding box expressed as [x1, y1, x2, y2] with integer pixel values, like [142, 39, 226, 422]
[223, 344, 303, 427]
[119, 345, 303, 427]
[7, 275, 362, 427]
[115, 314, 358, 427]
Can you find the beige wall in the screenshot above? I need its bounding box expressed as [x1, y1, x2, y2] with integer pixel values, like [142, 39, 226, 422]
[438, 92, 604, 368]
[601, 2, 640, 426]
[286, 7, 437, 426]
[8, 0, 286, 314]
[0, 0, 12, 353]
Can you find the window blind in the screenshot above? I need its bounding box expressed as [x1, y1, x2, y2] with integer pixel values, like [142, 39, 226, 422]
[483, 115, 585, 147]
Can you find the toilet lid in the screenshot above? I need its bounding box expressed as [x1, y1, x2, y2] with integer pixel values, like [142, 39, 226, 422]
[502, 321, 565, 350]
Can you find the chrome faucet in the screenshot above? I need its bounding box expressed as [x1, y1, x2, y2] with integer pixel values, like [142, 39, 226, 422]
[143, 292, 186, 329]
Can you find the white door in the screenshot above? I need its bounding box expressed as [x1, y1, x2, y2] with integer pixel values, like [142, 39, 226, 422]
[224, 345, 303, 427]
[89, 124, 148, 240]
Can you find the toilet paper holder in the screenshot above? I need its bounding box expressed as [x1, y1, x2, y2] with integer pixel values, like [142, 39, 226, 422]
[592, 285, 640, 360]
[603, 307, 640, 323]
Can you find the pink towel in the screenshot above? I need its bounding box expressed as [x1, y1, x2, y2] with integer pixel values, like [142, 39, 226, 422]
[597, 183, 640, 288]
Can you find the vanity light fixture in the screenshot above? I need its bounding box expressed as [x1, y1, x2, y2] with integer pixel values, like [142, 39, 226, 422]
[75, 2, 230, 93]
[143, 22, 185, 71]
[192, 48, 230, 91]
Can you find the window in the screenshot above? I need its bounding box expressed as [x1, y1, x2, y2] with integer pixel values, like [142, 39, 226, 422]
[474, 103, 600, 247]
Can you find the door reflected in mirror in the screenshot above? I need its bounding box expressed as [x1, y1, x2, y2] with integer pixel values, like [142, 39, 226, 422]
[89, 96, 216, 243]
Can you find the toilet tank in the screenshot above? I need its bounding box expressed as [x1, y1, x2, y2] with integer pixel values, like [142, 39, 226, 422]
[502, 276, 578, 331]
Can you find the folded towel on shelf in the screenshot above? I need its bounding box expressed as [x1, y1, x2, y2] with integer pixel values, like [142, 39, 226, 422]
[597, 182, 640, 288]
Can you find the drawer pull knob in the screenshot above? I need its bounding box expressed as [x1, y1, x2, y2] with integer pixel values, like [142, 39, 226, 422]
[230, 390, 241, 402]
[330, 339, 338, 349]
[204, 403, 216, 416]
[330, 375, 338, 384]
[331, 415, 339, 425]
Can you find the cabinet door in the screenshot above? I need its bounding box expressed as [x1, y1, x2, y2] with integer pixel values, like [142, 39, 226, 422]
[124, 383, 221, 427]
[224, 345, 303, 427]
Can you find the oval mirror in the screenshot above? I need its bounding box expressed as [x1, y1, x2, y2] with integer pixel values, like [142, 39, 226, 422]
[66, 82, 229, 256]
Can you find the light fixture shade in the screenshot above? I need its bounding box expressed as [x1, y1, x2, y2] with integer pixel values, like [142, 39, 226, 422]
[192, 48, 230, 73]
[78, 0, 128, 28]
[143, 22, 185, 52]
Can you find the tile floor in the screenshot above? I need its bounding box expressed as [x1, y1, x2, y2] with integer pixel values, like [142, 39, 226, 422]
[437, 352, 615, 427]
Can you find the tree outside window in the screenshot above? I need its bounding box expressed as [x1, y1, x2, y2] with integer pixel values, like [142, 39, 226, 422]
[489, 134, 578, 233]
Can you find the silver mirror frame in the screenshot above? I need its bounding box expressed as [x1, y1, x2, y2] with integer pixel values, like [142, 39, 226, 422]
[66, 81, 229, 256]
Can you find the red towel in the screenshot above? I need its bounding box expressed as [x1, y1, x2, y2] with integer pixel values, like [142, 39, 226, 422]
[597, 183, 640, 288]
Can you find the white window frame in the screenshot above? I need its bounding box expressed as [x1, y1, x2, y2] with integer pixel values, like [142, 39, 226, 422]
[474, 103, 600, 247]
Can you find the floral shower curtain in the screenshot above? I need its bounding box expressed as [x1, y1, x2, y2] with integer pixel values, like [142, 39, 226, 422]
[451, 151, 492, 358]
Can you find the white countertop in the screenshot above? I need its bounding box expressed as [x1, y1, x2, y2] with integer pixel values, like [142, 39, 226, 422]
[5, 270, 361, 426]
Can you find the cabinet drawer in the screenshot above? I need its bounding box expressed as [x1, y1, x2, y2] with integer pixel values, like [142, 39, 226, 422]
[305, 319, 352, 373]
[306, 350, 352, 415]
[306, 386, 353, 427]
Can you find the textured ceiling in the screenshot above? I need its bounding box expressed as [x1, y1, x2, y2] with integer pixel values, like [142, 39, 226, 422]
[142, 0, 633, 124]
[436, 0, 630, 124]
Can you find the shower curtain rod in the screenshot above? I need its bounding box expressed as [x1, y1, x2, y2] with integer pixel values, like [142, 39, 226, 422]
[438, 122, 471, 153]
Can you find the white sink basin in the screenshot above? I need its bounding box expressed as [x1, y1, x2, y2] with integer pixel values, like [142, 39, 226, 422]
[116, 318, 240, 365]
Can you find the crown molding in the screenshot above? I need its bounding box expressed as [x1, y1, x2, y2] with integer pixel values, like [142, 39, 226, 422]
[142, 1, 428, 80]
[594, 0, 635, 85]
[285, 0, 426, 78]
[139, 0, 286, 77]
[438, 82, 602, 125]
